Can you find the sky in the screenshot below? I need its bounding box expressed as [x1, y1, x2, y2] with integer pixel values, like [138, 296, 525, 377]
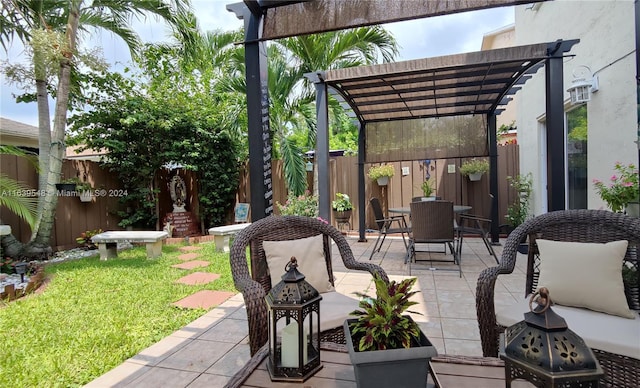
[0, 0, 514, 127]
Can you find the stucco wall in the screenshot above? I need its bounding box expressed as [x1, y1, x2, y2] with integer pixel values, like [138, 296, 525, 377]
[514, 0, 636, 214]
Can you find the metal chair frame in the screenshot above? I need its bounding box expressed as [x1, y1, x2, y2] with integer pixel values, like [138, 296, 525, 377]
[368, 197, 410, 260]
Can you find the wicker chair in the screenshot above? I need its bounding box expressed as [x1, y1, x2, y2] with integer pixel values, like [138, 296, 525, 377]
[476, 210, 640, 387]
[408, 200, 461, 277]
[230, 215, 389, 356]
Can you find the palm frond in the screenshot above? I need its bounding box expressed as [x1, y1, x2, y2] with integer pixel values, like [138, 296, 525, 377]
[0, 174, 37, 229]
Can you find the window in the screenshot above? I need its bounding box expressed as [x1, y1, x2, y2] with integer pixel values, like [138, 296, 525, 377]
[566, 105, 588, 209]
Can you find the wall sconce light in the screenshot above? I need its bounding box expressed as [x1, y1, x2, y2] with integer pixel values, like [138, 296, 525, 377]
[567, 65, 599, 105]
[305, 160, 314, 172]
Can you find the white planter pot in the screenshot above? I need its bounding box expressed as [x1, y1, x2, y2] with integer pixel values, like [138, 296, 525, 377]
[79, 191, 93, 202]
[625, 202, 640, 217]
[468, 172, 483, 181]
[376, 176, 389, 186]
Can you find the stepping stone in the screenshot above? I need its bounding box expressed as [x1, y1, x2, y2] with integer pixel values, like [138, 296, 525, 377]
[172, 290, 235, 309]
[175, 272, 220, 285]
[178, 252, 200, 261]
[171, 260, 210, 270]
[179, 246, 202, 252]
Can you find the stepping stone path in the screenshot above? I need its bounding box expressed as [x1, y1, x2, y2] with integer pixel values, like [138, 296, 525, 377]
[171, 245, 233, 309]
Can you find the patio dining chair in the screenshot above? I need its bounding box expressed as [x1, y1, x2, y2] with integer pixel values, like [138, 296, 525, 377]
[368, 197, 410, 260]
[456, 213, 498, 264]
[229, 215, 388, 356]
[408, 200, 461, 277]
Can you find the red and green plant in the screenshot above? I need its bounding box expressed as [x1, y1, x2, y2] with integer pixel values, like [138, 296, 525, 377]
[75, 229, 103, 250]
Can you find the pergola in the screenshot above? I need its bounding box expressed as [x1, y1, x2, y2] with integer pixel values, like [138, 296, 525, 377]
[227, 0, 576, 241]
[306, 40, 577, 241]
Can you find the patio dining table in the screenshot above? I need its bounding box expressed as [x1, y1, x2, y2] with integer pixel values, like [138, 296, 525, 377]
[389, 205, 472, 215]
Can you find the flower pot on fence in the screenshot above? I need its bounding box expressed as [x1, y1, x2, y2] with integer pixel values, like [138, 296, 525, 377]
[376, 176, 389, 186]
[55, 183, 77, 192]
[468, 172, 483, 181]
[79, 191, 93, 202]
[344, 318, 437, 388]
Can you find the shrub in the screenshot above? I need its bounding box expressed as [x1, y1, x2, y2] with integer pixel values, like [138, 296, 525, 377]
[276, 191, 319, 217]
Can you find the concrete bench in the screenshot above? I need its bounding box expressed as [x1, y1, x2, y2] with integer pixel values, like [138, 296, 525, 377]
[91, 231, 169, 260]
[208, 223, 251, 252]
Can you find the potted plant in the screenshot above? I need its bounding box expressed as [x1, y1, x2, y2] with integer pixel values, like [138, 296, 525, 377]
[593, 162, 639, 216]
[367, 164, 395, 186]
[419, 177, 436, 200]
[504, 173, 533, 253]
[343, 274, 437, 388]
[459, 158, 489, 181]
[332, 192, 353, 223]
[75, 181, 94, 202]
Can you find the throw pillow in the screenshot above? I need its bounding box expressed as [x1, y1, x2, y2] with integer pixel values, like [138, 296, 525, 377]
[536, 239, 634, 319]
[264, 235, 334, 293]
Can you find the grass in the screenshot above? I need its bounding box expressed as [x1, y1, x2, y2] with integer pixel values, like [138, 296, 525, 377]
[0, 242, 236, 387]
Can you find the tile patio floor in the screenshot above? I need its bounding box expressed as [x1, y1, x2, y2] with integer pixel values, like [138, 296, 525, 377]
[86, 233, 529, 387]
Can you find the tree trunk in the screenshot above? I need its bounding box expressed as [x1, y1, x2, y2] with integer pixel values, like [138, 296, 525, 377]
[30, 2, 80, 249]
[34, 49, 52, 225]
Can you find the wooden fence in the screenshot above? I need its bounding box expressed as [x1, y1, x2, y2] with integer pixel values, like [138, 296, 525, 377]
[237, 144, 520, 231]
[1, 155, 123, 251]
[1, 144, 519, 250]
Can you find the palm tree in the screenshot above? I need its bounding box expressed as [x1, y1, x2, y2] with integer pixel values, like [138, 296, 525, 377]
[272, 26, 398, 194]
[0, 0, 194, 255]
[217, 26, 398, 195]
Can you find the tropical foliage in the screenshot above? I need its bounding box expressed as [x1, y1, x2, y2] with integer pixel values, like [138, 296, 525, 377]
[0, 0, 195, 254]
[0, 146, 38, 229]
[505, 173, 533, 228]
[276, 191, 319, 217]
[68, 65, 240, 228]
[593, 162, 639, 213]
[348, 274, 422, 351]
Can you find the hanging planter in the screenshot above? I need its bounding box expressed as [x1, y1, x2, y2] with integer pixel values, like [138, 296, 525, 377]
[79, 191, 93, 202]
[459, 158, 489, 182]
[376, 176, 389, 186]
[368, 164, 394, 187]
[468, 172, 483, 181]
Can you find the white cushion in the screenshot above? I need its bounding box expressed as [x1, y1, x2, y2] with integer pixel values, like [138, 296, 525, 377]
[319, 291, 360, 332]
[496, 298, 640, 359]
[264, 235, 335, 293]
[536, 239, 634, 319]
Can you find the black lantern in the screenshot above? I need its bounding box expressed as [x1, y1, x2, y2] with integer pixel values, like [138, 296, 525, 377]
[500, 287, 604, 387]
[265, 256, 322, 382]
[14, 261, 28, 283]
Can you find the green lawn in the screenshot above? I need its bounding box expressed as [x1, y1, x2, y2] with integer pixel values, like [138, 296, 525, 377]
[0, 243, 236, 387]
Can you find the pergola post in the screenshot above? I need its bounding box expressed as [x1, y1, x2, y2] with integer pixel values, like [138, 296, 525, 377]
[357, 121, 366, 242]
[313, 78, 331, 222]
[487, 113, 500, 244]
[228, 2, 273, 220]
[545, 41, 577, 211]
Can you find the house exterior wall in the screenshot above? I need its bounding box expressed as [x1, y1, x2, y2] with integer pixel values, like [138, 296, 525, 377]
[514, 0, 636, 215]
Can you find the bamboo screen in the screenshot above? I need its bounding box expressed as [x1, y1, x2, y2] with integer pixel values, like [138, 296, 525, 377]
[365, 114, 488, 163]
